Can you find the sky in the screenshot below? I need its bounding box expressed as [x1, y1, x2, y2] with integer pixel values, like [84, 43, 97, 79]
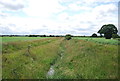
[0, 0, 119, 36]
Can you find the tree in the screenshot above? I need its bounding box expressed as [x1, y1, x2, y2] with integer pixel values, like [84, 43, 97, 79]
[91, 33, 97, 37]
[112, 34, 119, 39]
[98, 24, 118, 39]
[65, 34, 72, 40]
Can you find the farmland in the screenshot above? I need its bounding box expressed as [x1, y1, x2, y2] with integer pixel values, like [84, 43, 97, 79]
[1, 37, 119, 79]
[1, 37, 50, 43]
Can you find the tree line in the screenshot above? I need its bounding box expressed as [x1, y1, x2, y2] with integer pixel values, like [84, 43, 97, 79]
[1, 35, 64, 37]
[91, 24, 119, 39]
[65, 24, 120, 40]
[1, 24, 120, 39]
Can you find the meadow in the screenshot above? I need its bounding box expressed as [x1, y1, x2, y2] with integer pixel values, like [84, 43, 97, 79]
[1, 37, 119, 79]
[1, 37, 49, 43]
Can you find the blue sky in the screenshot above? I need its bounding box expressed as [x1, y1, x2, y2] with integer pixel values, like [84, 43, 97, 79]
[0, 0, 119, 35]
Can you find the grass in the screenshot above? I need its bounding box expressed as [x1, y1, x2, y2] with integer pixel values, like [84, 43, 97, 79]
[2, 37, 57, 54]
[1, 37, 49, 43]
[53, 39, 118, 79]
[2, 37, 63, 79]
[74, 37, 119, 45]
[2, 37, 119, 79]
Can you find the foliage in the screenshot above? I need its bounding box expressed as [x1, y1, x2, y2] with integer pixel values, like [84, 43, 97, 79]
[65, 34, 72, 40]
[112, 34, 119, 39]
[91, 33, 97, 37]
[98, 24, 118, 39]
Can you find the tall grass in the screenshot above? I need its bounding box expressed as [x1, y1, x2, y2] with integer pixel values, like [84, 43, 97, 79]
[2, 37, 118, 79]
[2, 38, 58, 54]
[53, 39, 118, 79]
[2, 37, 63, 79]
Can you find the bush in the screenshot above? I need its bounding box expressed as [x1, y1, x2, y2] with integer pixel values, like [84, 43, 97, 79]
[65, 34, 72, 40]
[91, 33, 97, 37]
[112, 34, 119, 39]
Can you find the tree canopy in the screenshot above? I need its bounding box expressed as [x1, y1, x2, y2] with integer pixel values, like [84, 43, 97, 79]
[98, 24, 118, 39]
[65, 34, 72, 40]
[91, 33, 97, 37]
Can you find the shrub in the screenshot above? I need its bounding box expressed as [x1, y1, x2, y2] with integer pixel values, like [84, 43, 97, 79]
[91, 33, 97, 37]
[65, 34, 72, 40]
[112, 34, 119, 39]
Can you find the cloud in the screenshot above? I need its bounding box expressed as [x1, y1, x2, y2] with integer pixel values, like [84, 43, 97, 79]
[70, 3, 117, 29]
[23, 0, 66, 17]
[1, 26, 14, 34]
[0, 0, 118, 35]
[0, 0, 26, 11]
[68, 3, 92, 11]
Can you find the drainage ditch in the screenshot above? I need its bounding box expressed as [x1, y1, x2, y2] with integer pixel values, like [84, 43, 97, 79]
[46, 43, 65, 79]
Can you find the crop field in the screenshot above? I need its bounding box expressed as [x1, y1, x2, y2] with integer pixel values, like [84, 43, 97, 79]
[1, 37, 119, 79]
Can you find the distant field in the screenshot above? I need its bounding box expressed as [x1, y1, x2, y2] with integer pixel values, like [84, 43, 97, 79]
[1, 37, 50, 42]
[2, 37, 119, 79]
[74, 37, 119, 45]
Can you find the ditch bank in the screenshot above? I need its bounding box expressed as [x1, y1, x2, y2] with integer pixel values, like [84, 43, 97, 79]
[46, 42, 65, 79]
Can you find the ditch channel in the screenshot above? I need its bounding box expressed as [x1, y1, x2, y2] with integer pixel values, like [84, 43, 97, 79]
[46, 41, 65, 79]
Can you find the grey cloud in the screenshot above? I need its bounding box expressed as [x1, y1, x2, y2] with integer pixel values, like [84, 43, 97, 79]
[1, 25, 93, 35]
[42, 25, 48, 28]
[0, 13, 7, 18]
[1, 26, 14, 34]
[31, 29, 47, 34]
[74, 28, 90, 31]
[30, 28, 76, 35]
[8, 24, 16, 27]
[1, 25, 29, 35]
[0, 11, 9, 18]
[0, 0, 25, 11]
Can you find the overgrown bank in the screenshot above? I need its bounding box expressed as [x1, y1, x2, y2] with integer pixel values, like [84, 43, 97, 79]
[2, 37, 118, 79]
[2, 37, 64, 79]
[52, 39, 118, 79]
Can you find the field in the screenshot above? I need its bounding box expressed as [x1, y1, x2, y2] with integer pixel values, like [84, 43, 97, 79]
[74, 37, 119, 45]
[1, 37, 119, 79]
[1, 37, 49, 43]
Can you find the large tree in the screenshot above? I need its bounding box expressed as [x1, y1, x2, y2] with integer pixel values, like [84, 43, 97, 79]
[98, 24, 118, 39]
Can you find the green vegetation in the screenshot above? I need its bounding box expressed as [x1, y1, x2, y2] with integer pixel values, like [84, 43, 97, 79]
[65, 34, 72, 40]
[2, 38, 57, 54]
[53, 39, 118, 79]
[2, 37, 63, 79]
[98, 24, 118, 39]
[74, 37, 119, 45]
[2, 37, 119, 79]
[2, 37, 49, 43]
[91, 33, 97, 37]
[112, 34, 119, 39]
